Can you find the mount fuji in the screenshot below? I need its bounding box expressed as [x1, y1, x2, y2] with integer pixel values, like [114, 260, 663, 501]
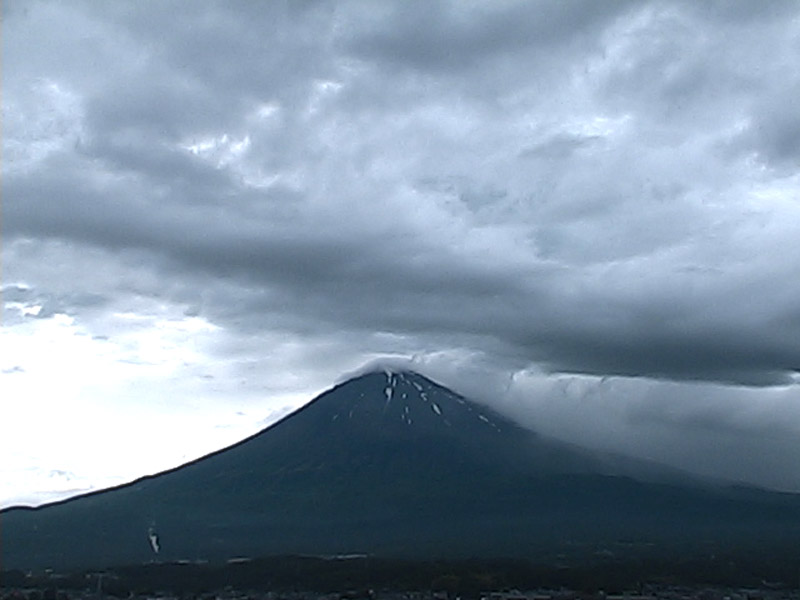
[3, 369, 800, 571]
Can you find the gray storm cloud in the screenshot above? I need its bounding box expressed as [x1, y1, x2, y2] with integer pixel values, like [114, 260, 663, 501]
[3, 0, 800, 497]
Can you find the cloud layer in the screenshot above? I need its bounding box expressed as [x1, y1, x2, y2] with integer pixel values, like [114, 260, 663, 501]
[3, 0, 800, 504]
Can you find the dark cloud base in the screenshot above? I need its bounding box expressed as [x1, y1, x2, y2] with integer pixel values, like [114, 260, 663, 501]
[3, 0, 800, 500]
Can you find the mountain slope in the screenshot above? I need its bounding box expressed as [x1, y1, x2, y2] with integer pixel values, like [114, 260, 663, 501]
[3, 370, 800, 571]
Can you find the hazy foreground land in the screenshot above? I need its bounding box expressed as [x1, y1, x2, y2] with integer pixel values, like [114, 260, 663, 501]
[3, 552, 800, 598]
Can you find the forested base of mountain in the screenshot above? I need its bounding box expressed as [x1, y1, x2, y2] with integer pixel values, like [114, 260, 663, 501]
[3, 549, 799, 595]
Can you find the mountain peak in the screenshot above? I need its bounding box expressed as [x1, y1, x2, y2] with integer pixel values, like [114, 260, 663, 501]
[317, 367, 506, 435]
[334, 357, 432, 384]
[5, 364, 800, 571]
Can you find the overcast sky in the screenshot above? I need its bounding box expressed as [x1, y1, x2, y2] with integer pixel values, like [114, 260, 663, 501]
[3, 0, 800, 508]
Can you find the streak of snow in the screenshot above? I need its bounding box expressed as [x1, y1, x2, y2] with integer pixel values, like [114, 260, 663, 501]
[478, 415, 490, 424]
[432, 403, 442, 416]
[412, 382, 423, 392]
[148, 527, 160, 554]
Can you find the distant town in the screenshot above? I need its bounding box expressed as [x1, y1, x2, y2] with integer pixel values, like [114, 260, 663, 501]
[3, 581, 799, 600]
[2, 554, 799, 600]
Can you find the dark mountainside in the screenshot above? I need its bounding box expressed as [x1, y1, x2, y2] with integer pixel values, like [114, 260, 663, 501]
[3, 370, 800, 571]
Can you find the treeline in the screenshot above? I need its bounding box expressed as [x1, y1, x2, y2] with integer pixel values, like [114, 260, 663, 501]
[3, 552, 799, 597]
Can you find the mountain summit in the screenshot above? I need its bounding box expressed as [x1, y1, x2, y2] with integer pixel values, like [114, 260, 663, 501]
[3, 370, 800, 570]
